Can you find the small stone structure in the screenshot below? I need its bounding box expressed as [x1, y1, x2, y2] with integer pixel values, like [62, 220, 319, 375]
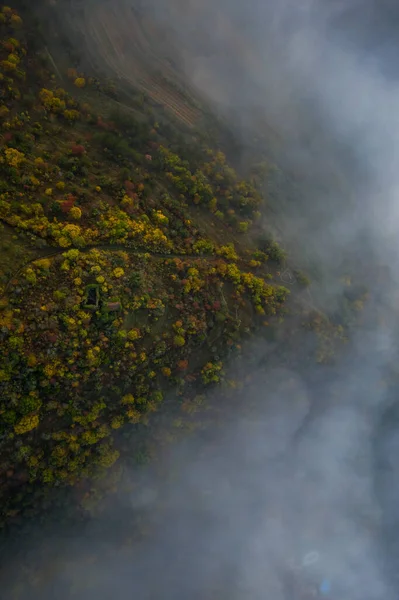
[83, 284, 100, 310]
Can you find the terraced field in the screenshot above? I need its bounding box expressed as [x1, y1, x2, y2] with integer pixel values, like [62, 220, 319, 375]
[64, 0, 202, 127]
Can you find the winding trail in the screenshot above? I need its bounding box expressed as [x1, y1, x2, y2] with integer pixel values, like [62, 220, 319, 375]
[0, 240, 228, 300]
[1, 222, 318, 318]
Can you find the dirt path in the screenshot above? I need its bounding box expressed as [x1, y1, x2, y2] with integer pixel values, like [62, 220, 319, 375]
[0, 228, 255, 300]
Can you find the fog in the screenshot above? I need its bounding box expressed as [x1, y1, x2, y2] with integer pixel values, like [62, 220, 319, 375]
[3, 0, 399, 598]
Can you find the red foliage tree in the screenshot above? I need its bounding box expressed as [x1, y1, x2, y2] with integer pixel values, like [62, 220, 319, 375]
[71, 144, 85, 156]
[177, 360, 189, 371]
[124, 180, 135, 191]
[61, 194, 77, 213]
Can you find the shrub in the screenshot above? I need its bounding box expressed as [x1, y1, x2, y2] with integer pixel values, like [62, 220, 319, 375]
[97, 447, 120, 468]
[4, 147, 24, 167]
[14, 413, 39, 435]
[238, 221, 249, 233]
[35, 258, 51, 270]
[63, 248, 80, 260]
[25, 268, 36, 284]
[0, 105, 9, 118]
[19, 394, 42, 415]
[121, 394, 135, 405]
[58, 236, 71, 248]
[69, 206, 82, 220]
[127, 328, 140, 340]
[262, 240, 287, 264]
[111, 416, 124, 429]
[217, 244, 238, 261]
[7, 53, 19, 65]
[10, 14, 23, 28]
[39, 89, 66, 113]
[64, 109, 80, 122]
[0, 59, 16, 71]
[74, 77, 86, 88]
[201, 362, 223, 385]
[173, 335, 185, 347]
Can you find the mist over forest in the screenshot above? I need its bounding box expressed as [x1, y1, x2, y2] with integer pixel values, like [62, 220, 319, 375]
[1, 1, 399, 599]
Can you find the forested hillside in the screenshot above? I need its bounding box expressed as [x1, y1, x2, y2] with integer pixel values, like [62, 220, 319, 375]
[0, 3, 295, 523]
